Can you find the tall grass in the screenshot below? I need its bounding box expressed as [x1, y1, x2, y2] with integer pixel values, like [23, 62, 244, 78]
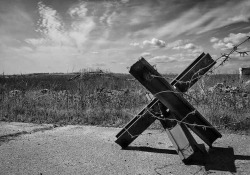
[0, 70, 148, 127]
[0, 71, 249, 132]
[188, 74, 250, 132]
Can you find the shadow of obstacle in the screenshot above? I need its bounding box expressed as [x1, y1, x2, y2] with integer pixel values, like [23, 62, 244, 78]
[124, 146, 178, 155]
[124, 146, 250, 173]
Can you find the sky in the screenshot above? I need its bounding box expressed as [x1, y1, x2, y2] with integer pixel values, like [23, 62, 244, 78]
[0, 0, 250, 75]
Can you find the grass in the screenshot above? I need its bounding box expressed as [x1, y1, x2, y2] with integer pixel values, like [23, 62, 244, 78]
[0, 70, 249, 134]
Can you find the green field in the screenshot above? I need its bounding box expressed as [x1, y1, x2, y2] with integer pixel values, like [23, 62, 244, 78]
[0, 71, 249, 133]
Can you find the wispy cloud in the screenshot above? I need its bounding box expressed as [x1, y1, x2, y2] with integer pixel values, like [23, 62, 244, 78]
[92, 62, 107, 67]
[26, 2, 96, 52]
[1, 0, 249, 74]
[133, 0, 250, 38]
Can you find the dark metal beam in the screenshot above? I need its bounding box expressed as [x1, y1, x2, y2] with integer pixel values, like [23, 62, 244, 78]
[115, 53, 218, 148]
[129, 57, 222, 147]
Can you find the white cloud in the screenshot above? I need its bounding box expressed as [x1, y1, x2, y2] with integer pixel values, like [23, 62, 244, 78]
[99, 2, 113, 25]
[90, 51, 98, 54]
[213, 41, 233, 51]
[106, 10, 131, 27]
[212, 40, 227, 50]
[223, 33, 250, 44]
[68, 3, 88, 18]
[167, 40, 184, 48]
[25, 38, 46, 46]
[92, 62, 106, 67]
[212, 32, 250, 51]
[183, 43, 196, 50]
[21, 1, 99, 72]
[35, 2, 68, 45]
[26, 2, 96, 52]
[69, 17, 95, 50]
[227, 14, 249, 23]
[172, 43, 203, 53]
[143, 38, 166, 48]
[210, 37, 219, 43]
[141, 52, 151, 57]
[130, 43, 140, 46]
[121, 0, 130, 3]
[148, 55, 176, 63]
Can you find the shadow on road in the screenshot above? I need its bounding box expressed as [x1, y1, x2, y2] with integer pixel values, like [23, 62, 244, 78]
[124, 146, 177, 155]
[124, 146, 250, 173]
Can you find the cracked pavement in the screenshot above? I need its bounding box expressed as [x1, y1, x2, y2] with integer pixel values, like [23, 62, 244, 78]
[0, 123, 250, 175]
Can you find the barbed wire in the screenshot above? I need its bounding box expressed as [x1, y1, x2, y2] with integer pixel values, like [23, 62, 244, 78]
[122, 104, 250, 139]
[149, 36, 250, 85]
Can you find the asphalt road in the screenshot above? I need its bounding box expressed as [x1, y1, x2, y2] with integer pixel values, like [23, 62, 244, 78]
[0, 123, 250, 175]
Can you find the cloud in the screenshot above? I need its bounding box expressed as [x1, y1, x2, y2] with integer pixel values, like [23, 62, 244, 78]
[36, 2, 66, 43]
[141, 52, 151, 57]
[26, 38, 46, 46]
[106, 11, 125, 27]
[130, 43, 140, 46]
[68, 3, 88, 18]
[227, 14, 249, 23]
[143, 38, 166, 48]
[133, 0, 250, 38]
[210, 37, 219, 43]
[19, 1, 100, 72]
[212, 32, 250, 51]
[99, 2, 113, 25]
[69, 17, 95, 50]
[223, 33, 250, 44]
[121, 0, 130, 3]
[90, 51, 98, 54]
[167, 40, 184, 48]
[92, 62, 107, 67]
[26, 2, 96, 52]
[148, 55, 176, 63]
[102, 4, 157, 29]
[212, 40, 232, 50]
[172, 43, 203, 53]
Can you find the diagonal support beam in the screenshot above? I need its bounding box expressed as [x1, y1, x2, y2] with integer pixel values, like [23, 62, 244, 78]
[115, 53, 217, 148]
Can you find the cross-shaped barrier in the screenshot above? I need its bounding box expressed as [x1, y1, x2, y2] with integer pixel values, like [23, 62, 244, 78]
[115, 53, 222, 162]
